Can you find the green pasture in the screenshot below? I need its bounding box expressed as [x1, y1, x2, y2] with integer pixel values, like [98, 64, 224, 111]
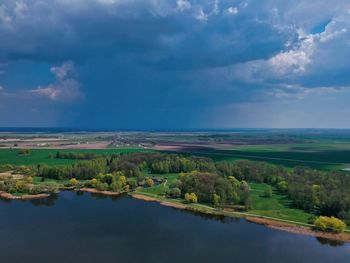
[177, 142, 350, 171]
[248, 182, 312, 224]
[0, 148, 149, 166]
[136, 173, 179, 196]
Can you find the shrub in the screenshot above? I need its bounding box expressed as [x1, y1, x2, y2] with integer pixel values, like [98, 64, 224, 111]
[212, 194, 220, 206]
[184, 192, 198, 203]
[15, 180, 28, 192]
[263, 187, 272, 198]
[24, 176, 33, 184]
[277, 181, 288, 192]
[169, 179, 181, 189]
[90, 178, 98, 188]
[109, 181, 123, 192]
[127, 178, 137, 190]
[314, 216, 346, 233]
[18, 149, 30, 155]
[96, 182, 109, 191]
[2, 178, 16, 193]
[69, 178, 79, 186]
[145, 177, 154, 187]
[30, 183, 58, 194]
[167, 187, 181, 198]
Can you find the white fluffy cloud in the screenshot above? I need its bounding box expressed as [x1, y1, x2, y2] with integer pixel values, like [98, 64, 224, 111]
[225, 7, 238, 15]
[176, 0, 191, 11]
[268, 32, 315, 75]
[31, 61, 83, 103]
[50, 61, 75, 81]
[0, 61, 82, 103]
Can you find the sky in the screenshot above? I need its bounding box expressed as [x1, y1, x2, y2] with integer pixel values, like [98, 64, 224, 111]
[0, 0, 350, 129]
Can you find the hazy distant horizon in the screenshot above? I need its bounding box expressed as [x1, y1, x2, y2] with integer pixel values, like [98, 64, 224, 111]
[2, 127, 350, 133]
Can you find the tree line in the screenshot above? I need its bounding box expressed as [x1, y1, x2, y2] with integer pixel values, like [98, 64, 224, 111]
[38, 152, 350, 221]
[215, 160, 350, 221]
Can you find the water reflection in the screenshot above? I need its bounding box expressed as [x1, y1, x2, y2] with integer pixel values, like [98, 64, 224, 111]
[30, 193, 58, 207]
[180, 207, 241, 224]
[316, 237, 345, 247]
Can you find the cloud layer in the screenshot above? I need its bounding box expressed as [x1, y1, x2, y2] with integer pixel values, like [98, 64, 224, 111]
[0, 0, 350, 128]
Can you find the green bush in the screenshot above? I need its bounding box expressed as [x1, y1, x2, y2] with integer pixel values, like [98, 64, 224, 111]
[30, 183, 58, 194]
[18, 149, 31, 155]
[145, 177, 154, 187]
[127, 178, 137, 190]
[314, 216, 346, 233]
[166, 187, 181, 198]
[69, 178, 79, 186]
[96, 182, 109, 191]
[263, 187, 272, 198]
[184, 192, 198, 203]
[212, 194, 220, 206]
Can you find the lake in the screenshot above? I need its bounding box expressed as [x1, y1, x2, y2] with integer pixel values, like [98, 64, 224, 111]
[0, 191, 349, 263]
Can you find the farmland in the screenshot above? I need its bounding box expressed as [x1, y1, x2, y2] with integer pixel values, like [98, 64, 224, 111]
[0, 148, 150, 166]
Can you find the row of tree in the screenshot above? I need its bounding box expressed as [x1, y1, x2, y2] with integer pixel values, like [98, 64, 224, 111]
[215, 160, 350, 220]
[54, 151, 98, 160]
[38, 152, 350, 220]
[176, 171, 250, 207]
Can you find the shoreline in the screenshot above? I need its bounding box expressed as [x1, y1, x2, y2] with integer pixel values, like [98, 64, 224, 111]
[1, 189, 349, 243]
[0, 191, 50, 200]
[246, 217, 350, 243]
[131, 194, 187, 209]
[76, 188, 122, 196]
[130, 193, 350, 243]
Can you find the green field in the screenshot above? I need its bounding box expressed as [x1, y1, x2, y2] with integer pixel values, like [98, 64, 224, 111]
[249, 183, 312, 223]
[177, 142, 350, 171]
[0, 148, 150, 166]
[136, 173, 179, 196]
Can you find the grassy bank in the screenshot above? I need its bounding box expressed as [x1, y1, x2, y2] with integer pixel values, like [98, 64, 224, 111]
[134, 174, 349, 232]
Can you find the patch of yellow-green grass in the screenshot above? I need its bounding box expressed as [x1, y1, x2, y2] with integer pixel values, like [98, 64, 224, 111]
[249, 182, 312, 224]
[137, 173, 180, 196]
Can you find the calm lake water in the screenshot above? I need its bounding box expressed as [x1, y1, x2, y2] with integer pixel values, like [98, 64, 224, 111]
[0, 191, 349, 263]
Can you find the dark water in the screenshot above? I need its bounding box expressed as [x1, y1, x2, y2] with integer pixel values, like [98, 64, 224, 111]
[0, 192, 349, 263]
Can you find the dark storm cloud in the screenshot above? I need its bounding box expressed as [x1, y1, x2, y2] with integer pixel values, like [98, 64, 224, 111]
[0, 0, 350, 128]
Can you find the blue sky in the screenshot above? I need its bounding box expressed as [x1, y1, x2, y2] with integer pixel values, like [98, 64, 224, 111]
[0, 0, 350, 129]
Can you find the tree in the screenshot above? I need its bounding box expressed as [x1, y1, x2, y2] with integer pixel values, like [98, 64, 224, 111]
[212, 194, 220, 206]
[185, 192, 198, 203]
[314, 216, 346, 233]
[96, 182, 109, 191]
[277, 181, 288, 192]
[24, 176, 33, 184]
[127, 178, 137, 190]
[90, 178, 98, 188]
[18, 149, 30, 155]
[69, 178, 79, 186]
[145, 177, 154, 187]
[263, 187, 272, 198]
[167, 187, 181, 198]
[15, 180, 27, 192]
